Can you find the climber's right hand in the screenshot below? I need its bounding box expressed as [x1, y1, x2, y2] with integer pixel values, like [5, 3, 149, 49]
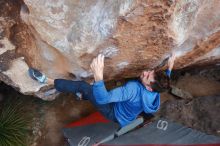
[90, 54, 105, 82]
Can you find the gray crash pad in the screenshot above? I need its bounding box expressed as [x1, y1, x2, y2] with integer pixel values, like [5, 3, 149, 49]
[105, 119, 220, 145]
[63, 122, 119, 146]
[63, 118, 220, 146]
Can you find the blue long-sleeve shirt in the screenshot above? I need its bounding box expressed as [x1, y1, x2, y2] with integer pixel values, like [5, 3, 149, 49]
[93, 70, 171, 127]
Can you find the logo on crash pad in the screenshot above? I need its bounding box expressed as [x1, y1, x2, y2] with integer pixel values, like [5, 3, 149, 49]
[157, 120, 168, 131]
[78, 136, 91, 146]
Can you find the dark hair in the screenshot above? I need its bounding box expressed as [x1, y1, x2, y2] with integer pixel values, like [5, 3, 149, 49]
[150, 71, 170, 93]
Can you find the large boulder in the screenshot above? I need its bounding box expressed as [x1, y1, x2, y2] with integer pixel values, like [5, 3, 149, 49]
[0, 0, 220, 100]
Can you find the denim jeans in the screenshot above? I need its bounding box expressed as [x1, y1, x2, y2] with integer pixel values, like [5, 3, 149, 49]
[54, 79, 117, 122]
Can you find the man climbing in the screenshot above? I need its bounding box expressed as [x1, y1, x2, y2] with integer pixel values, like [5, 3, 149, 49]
[28, 54, 176, 127]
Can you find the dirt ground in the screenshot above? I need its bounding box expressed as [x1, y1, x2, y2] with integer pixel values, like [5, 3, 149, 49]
[33, 96, 95, 146]
[0, 83, 95, 146]
[0, 68, 220, 146]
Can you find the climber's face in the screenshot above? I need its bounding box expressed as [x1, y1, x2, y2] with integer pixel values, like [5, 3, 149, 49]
[140, 70, 155, 89]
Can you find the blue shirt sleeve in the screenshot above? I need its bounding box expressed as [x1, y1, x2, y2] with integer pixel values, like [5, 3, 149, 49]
[165, 69, 172, 78]
[92, 80, 133, 104]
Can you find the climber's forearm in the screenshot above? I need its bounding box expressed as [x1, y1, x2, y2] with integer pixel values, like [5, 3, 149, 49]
[167, 53, 176, 71]
[94, 73, 103, 82]
[168, 65, 173, 72]
[165, 69, 171, 78]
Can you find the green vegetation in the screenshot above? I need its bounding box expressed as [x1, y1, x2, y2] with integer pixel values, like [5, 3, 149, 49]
[0, 99, 31, 146]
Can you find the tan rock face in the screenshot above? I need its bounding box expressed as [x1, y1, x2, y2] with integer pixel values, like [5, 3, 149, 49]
[0, 0, 220, 99]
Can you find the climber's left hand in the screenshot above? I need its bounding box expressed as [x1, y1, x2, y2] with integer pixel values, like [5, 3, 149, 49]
[168, 53, 176, 71]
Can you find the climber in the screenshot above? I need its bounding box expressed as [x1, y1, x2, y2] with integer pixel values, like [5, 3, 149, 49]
[28, 54, 176, 127]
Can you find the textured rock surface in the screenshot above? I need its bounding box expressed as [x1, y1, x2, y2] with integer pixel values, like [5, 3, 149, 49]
[0, 0, 220, 99]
